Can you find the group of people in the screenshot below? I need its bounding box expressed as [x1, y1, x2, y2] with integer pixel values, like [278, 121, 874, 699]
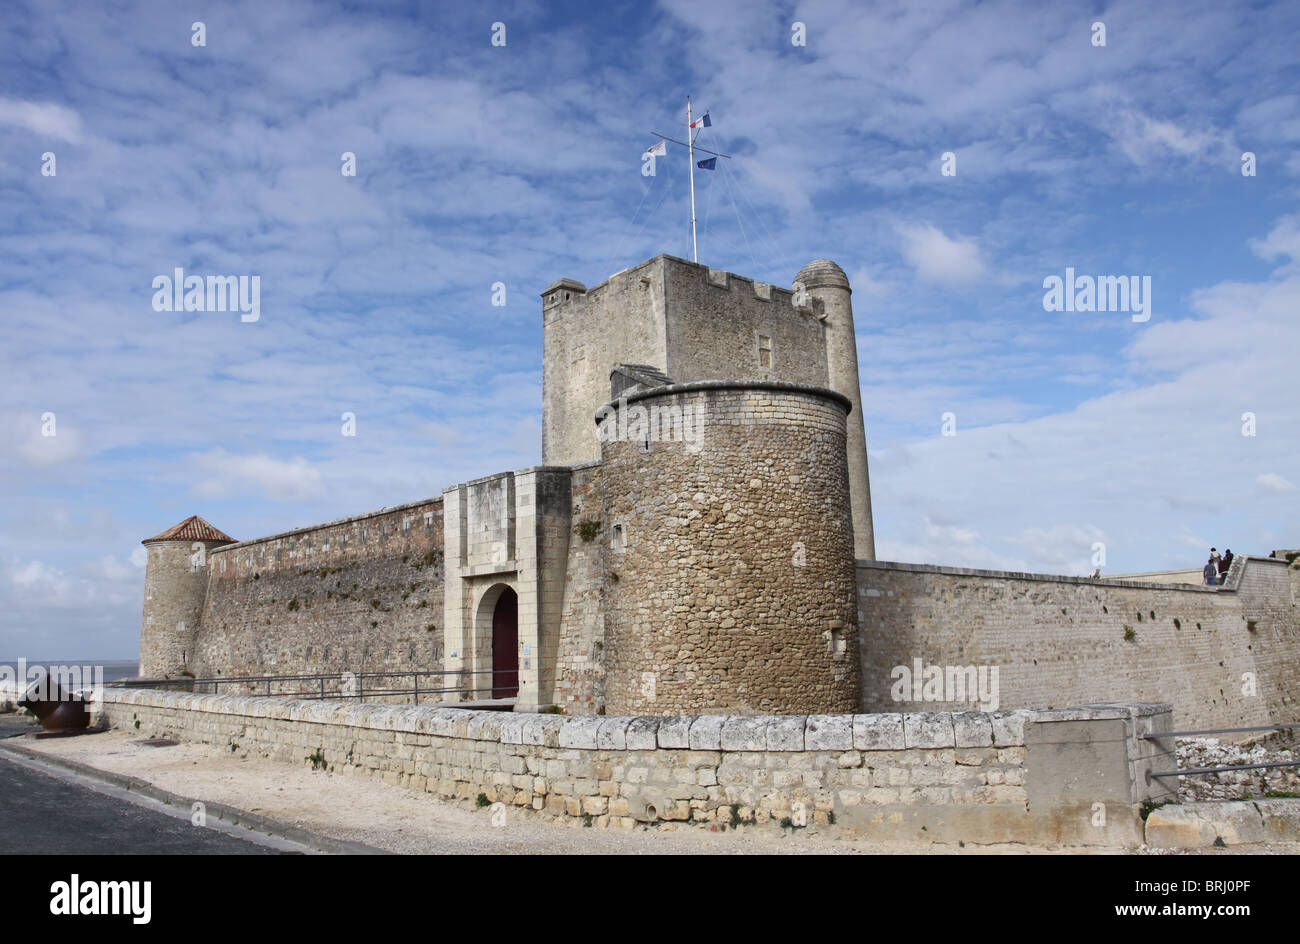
[1202, 547, 1234, 586]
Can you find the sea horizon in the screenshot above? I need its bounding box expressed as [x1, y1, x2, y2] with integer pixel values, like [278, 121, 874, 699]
[1, 658, 139, 685]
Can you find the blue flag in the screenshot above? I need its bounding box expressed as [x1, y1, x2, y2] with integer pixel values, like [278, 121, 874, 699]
[697, 157, 716, 170]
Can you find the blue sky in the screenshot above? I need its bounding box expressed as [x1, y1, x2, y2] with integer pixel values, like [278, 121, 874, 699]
[2, 0, 1297, 660]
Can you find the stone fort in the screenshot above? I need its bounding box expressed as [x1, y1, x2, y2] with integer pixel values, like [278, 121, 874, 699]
[138, 254, 1300, 732]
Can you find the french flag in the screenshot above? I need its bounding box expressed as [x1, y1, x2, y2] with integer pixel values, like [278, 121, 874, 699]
[689, 112, 711, 130]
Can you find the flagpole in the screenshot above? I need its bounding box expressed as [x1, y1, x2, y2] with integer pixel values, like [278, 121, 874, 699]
[687, 97, 698, 263]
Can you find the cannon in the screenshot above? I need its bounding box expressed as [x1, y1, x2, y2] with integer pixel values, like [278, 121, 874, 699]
[17, 668, 91, 737]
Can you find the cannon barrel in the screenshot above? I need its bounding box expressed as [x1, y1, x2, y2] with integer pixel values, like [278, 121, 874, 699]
[17, 669, 90, 735]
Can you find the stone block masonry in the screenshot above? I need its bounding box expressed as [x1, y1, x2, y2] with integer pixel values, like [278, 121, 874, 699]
[193, 498, 445, 683]
[858, 557, 1299, 732]
[101, 687, 1174, 846]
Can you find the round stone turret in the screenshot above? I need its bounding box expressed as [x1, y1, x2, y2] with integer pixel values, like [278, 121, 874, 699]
[795, 258, 876, 560]
[597, 380, 860, 715]
[138, 515, 235, 678]
[794, 258, 851, 291]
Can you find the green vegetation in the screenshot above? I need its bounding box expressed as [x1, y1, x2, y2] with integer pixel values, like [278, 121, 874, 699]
[1124, 626, 1136, 642]
[575, 519, 601, 542]
[728, 805, 756, 827]
[287, 597, 301, 612]
[476, 793, 491, 808]
[307, 748, 327, 771]
[412, 549, 442, 569]
[1139, 798, 1177, 820]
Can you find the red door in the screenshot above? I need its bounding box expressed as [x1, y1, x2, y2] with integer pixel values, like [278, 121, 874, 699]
[491, 588, 519, 698]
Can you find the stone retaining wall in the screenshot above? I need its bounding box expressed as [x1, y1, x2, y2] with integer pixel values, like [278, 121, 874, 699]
[101, 688, 1174, 845]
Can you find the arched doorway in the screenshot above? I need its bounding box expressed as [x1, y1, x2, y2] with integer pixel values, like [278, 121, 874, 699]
[491, 587, 519, 699]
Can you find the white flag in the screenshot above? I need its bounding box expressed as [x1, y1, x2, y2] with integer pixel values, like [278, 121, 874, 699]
[645, 140, 667, 157]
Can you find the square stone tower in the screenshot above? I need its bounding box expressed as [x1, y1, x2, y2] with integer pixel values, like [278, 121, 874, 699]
[541, 253, 875, 559]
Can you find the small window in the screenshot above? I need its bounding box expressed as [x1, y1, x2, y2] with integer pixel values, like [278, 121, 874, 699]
[829, 622, 847, 661]
[611, 523, 627, 552]
[758, 334, 772, 368]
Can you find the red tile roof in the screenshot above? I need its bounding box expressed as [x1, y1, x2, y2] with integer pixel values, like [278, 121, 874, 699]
[142, 515, 236, 545]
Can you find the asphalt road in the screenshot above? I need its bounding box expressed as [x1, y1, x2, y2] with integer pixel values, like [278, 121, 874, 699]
[0, 734, 278, 855]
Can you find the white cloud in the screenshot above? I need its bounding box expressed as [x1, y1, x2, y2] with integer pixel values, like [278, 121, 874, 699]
[1257, 473, 1294, 494]
[1249, 215, 1300, 270]
[1112, 109, 1234, 168]
[894, 221, 986, 285]
[0, 98, 85, 143]
[1, 412, 83, 466]
[191, 450, 326, 502]
[10, 559, 67, 592]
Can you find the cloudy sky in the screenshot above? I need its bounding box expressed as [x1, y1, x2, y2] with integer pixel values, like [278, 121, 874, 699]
[2, 0, 1297, 660]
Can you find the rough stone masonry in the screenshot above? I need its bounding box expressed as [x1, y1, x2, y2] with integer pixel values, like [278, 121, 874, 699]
[136, 254, 1300, 731]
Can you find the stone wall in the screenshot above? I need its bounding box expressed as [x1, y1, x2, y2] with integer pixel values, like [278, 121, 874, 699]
[1234, 557, 1300, 722]
[193, 498, 445, 683]
[600, 382, 859, 716]
[552, 462, 607, 713]
[661, 258, 826, 390]
[541, 255, 830, 468]
[140, 539, 229, 677]
[858, 558, 1299, 731]
[542, 261, 666, 467]
[100, 687, 1173, 846]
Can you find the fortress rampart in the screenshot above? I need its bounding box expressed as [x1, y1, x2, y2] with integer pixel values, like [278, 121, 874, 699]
[136, 253, 1299, 736]
[141, 499, 446, 682]
[599, 382, 859, 715]
[858, 557, 1300, 731]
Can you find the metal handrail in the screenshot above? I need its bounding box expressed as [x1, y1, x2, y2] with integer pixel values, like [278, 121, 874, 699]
[1141, 723, 1300, 739]
[1150, 760, 1300, 778]
[118, 668, 522, 705]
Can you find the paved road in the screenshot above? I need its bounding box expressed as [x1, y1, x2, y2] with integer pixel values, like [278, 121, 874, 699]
[0, 739, 278, 855]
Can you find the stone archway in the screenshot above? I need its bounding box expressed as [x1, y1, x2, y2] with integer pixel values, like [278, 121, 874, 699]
[475, 583, 518, 699]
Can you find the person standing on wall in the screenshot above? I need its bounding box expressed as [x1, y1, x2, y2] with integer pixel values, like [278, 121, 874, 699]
[1203, 557, 1218, 586]
[1218, 548, 1234, 583]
